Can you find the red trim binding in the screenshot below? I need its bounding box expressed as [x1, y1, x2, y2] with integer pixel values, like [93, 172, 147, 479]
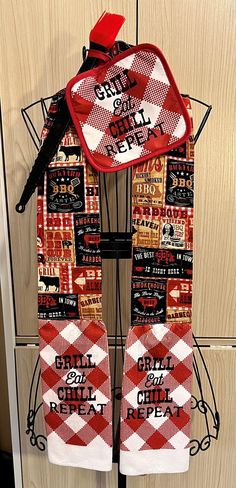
[66, 43, 192, 173]
[87, 49, 111, 62]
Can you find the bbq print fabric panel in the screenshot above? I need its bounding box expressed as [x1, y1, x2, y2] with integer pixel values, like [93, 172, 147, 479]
[131, 97, 194, 325]
[37, 95, 102, 321]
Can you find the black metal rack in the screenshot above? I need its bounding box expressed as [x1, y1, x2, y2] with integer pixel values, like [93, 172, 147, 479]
[22, 94, 219, 486]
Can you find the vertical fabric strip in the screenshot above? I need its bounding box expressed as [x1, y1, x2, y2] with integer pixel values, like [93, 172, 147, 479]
[119, 97, 194, 475]
[37, 93, 112, 470]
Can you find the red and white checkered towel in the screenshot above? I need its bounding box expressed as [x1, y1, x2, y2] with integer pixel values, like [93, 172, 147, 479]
[39, 319, 112, 470]
[120, 322, 193, 475]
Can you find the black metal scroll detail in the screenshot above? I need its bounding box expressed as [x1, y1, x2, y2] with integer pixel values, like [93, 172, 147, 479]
[190, 395, 220, 456]
[189, 335, 220, 456]
[25, 355, 47, 451]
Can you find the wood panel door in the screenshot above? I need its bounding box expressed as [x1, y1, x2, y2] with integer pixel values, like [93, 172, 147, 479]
[1, 0, 234, 337]
[0, 0, 136, 336]
[138, 0, 235, 337]
[0, 1, 235, 488]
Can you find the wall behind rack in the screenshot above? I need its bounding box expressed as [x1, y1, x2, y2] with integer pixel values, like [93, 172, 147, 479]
[0, 1, 235, 487]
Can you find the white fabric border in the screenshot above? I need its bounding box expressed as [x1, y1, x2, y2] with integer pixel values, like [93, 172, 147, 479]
[47, 434, 112, 471]
[120, 448, 190, 475]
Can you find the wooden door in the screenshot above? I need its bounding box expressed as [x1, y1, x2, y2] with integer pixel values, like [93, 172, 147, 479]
[0, 1, 235, 487]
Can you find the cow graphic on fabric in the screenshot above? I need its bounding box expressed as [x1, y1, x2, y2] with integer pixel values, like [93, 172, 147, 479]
[58, 145, 81, 162]
[39, 276, 60, 292]
[138, 297, 158, 311]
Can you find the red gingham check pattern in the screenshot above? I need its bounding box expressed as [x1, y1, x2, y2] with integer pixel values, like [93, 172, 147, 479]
[67, 48, 189, 169]
[120, 322, 192, 452]
[39, 319, 112, 447]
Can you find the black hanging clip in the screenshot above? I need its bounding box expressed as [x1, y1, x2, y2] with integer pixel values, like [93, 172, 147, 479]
[100, 232, 133, 259]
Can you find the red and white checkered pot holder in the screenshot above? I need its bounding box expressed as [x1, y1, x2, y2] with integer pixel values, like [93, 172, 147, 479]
[66, 44, 191, 172]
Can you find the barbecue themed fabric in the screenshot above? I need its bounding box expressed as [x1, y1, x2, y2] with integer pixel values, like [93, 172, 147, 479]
[37, 89, 194, 474]
[120, 97, 194, 475]
[66, 44, 191, 173]
[37, 92, 112, 470]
